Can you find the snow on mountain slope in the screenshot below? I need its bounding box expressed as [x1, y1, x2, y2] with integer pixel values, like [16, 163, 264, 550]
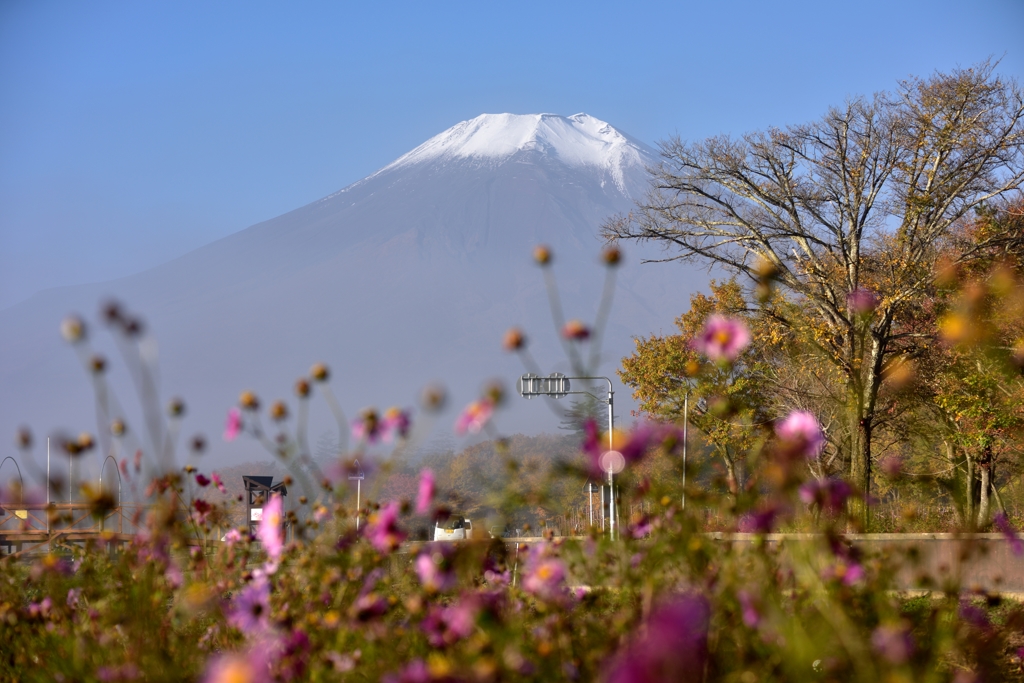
[372, 113, 654, 194]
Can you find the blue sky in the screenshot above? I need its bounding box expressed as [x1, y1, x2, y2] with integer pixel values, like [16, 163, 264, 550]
[1, 0, 1022, 309]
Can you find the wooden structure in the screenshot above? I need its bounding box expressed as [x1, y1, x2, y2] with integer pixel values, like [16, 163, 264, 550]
[243, 475, 287, 536]
[0, 502, 143, 557]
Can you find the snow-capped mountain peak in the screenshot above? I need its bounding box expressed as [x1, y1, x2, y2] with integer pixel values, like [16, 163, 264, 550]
[380, 113, 653, 192]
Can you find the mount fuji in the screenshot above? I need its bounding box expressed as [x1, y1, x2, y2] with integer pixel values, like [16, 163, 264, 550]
[0, 113, 705, 466]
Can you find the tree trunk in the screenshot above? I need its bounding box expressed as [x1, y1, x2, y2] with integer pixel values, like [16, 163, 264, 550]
[977, 443, 994, 528]
[966, 452, 976, 530]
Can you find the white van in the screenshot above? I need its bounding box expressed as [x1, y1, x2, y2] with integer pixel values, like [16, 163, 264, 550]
[434, 515, 473, 541]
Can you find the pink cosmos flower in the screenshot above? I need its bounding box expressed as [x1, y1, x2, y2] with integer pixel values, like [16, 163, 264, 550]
[799, 477, 852, 514]
[383, 659, 431, 683]
[608, 594, 711, 683]
[365, 502, 406, 553]
[421, 600, 478, 647]
[737, 590, 760, 628]
[847, 288, 878, 315]
[415, 544, 455, 593]
[775, 410, 825, 458]
[871, 623, 914, 665]
[522, 552, 567, 603]
[223, 529, 243, 546]
[211, 472, 227, 494]
[351, 409, 381, 442]
[258, 494, 284, 563]
[223, 408, 242, 442]
[227, 575, 271, 634]
[381, 407, 412, 441]
[454, 399, 494, 435]
[415, 469, 435, 515]
[692, 315, 751, 363]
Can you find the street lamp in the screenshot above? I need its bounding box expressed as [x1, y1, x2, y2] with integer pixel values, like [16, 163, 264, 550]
[517, 373, 620, 539]
[348, 460, 365, 531]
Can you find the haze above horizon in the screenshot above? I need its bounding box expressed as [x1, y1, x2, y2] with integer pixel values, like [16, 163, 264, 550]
[1, 0, 1023, 309]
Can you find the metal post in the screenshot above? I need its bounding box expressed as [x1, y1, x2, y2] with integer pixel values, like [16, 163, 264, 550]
[600, 485, 605, 531]
[607, 384, 615, 541]
[682, 391, 688, 510]
[355, 479, 361, 531]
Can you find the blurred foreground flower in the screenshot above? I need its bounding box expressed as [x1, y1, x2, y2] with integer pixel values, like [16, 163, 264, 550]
[365, 502, 406, 553]
[692, 315, 750, 363]
[224, 408, 242, 442]
[258, 494, 284, 564]
[774, 410, 825, 458]
[608, 594, 710, 683]
[454, 399, 493, 435]
[415, 469, 435, 514]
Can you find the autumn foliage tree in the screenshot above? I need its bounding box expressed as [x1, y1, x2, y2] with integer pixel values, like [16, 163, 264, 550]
[604, 63, 1024, 526]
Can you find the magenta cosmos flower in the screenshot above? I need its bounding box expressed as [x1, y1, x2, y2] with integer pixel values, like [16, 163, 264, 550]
[522, 551, 567, 603]
[692, 315, 751, 363]
[454, 399, 494, 435]
[382, 407, 412, 441]
[775, 410, 825, 458]
[415, 469, 435, 515]
[607, 594, 711, 683]
[847, 288, 877, 315]
[365, 502, 407, 553]
[223, 408, 242, 441]
[799, 477, 852, 514]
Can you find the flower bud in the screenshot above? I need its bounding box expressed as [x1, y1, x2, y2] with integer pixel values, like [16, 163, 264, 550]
[502, 327, 526, 351]
[239, 391, 260, 411]
[310, 363, 330, 382]
[61, 316, 86, 343]
[420, 383, 448, 413]
[483, 379, 506, 407]
[16, 427, 32, 450]
[601, 245, 622, 266]
[110, 419, 126, 437]
[167, 398, 186, 418]
[76, 432, 95, 452]
[90, 355, 107, 374]
[562, 320, 591, 340]
[295, 378, 311, 398]
[270, 401, 289, 421]
[190, 435, 206, 452]
[533, 245, 552, 265]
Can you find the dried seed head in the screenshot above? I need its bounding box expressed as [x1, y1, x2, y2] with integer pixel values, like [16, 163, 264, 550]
[502, 327, 526, 351]
[191, 435, 206, 452]
[270, 401, 289, 421]
[184, 464, 196, 474]
[167, 398, 186, 418]
[601, 245, 622, 266]
[562, 319, 591, 340]
[420, 383, 448, 413]
[101, 300, 124, 325]
[122, 317, 144, 337]
[283, 475, 293, 486]
[90, 355, 107, 374]
[16, 426, 32, 450]
[61, 316, 86, 343]
[110, 419, 126, 437]
[483, 379, 506, 406]
[295, 378, 311, 398]
[755, 257, 780, 281]
[76, 432, 95, 452]
[310, 363, 330, 382]
[533, 245, 552, 266]
[239, 391, 260, 410]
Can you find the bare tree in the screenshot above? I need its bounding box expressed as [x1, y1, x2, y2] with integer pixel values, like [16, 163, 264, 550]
[603, 63, 1024, 526]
